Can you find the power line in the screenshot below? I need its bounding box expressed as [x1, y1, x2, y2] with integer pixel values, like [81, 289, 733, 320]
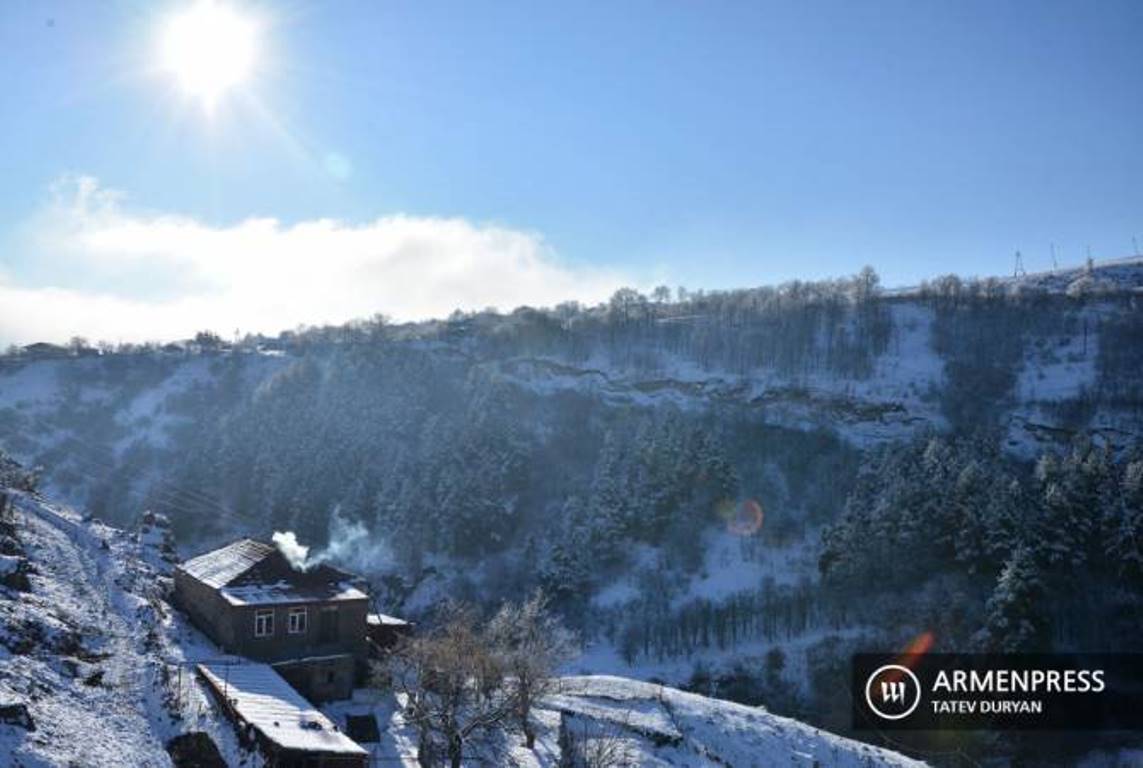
[8, 414, 255, 533]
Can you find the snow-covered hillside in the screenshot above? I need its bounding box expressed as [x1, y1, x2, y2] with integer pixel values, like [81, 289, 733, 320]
[3, 261, 1142, 474]
[0, 485, 926, 767]
[540, 675, 923, 768]
[0, 489, 249, 767]
[326, 673, 928, 768]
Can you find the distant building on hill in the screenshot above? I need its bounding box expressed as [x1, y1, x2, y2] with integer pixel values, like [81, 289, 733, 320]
[21, 342, 69, 360]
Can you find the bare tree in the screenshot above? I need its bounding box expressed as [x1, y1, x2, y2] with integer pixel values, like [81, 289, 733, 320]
[608, 288, 642, 324]
[67, 336, 89, 354]
[193, 330, 223, 352]
[487, 590, 577, 749]
[851, 265, 880, 304]
[393, 602, 515, 768]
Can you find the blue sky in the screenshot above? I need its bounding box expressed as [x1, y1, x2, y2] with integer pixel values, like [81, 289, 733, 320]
[0, 0, 1140, 343]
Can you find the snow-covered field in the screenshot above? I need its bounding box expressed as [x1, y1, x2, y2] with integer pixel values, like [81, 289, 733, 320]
[544, 675, 925, 768]
[320, 675, 927, 768]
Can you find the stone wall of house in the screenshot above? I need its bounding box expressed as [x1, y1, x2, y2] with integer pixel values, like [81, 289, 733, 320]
[228, 599, 369, 664]
[173, 570, 239, 652]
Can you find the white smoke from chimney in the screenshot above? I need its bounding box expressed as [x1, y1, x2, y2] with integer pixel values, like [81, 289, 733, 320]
[272, 530, 310, 571]
[314, 510, 394, 573]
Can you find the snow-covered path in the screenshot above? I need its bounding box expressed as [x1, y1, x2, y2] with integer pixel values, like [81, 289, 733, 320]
[1, 497, 172, 767]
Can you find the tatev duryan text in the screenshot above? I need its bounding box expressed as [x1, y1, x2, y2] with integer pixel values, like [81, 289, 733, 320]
[933, 669, 1105, 694]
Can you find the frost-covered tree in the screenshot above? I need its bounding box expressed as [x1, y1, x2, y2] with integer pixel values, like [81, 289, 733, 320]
[973, 547, 1047, 653]
[1108, 460, 1143, 583]
[541, 497, 595, 611]
[486, 590, 577, 748]
[1033, 446, 1107, 570]
[393, 603, 514, 768]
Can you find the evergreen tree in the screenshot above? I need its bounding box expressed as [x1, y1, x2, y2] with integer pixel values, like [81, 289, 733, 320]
[1108, 460, 1143, 583]
[973, 547, 1047, 652]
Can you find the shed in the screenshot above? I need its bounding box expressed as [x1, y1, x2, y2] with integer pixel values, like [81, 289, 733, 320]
[197, 662, 367, 768]
[365, 613, 413, 657]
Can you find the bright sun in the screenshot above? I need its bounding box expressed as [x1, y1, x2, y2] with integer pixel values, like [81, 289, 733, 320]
[161, 1, 257, 110]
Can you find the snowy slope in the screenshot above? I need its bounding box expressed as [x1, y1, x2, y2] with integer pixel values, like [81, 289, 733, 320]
[547, 675, 925, 768]
[0, 494, 174, 766]
[2, 261, 1140, 467]
[320, 675, 926, 768]
[0, 492, 252, 768]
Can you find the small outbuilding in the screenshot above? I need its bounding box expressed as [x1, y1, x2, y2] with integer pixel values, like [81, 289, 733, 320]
[365, 612, 413, 657]
[197, 662, 367, 768]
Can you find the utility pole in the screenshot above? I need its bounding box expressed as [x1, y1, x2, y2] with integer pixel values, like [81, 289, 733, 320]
[1050, 243, 1058, 272]
[1013, 250, 1026, 278]
[1086, 246, 1094, 275]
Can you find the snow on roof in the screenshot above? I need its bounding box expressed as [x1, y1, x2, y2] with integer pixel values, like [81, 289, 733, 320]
[221, 580, 368, 606]
[179, 538, 275, 588]
[367, 612, 409, 626]
[197, 662, 367, 756]
[179, 539, 369, 605]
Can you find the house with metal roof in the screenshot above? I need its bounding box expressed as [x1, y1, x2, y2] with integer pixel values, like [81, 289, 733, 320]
[174, 538, 370, 702]
[197, 660, 367, 768]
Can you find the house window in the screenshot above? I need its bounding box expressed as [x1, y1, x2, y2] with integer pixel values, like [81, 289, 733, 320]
[254, 609, 274, 638]
[319, 606, 338, 642]
[288, 607, 308, 635]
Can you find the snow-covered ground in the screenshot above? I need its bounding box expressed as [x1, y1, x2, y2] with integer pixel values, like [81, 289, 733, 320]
[0, 495, 174, 766]
[0, 492, 252, 768]
[321, 675, 927, 768]
[546, 675, 924, 767]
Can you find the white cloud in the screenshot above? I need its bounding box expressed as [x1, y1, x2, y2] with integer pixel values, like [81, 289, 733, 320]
[0, 175, 633, 346]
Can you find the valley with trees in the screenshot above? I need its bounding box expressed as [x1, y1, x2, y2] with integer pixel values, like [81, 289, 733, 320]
[3, 258, 1142, 764]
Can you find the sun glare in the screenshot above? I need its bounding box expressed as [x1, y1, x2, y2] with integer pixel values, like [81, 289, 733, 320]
[161, 1, 257, 111]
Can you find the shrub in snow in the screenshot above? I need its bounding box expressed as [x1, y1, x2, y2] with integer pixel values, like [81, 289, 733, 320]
[165, 732, 227, 768]
[0, 701, 35, 731]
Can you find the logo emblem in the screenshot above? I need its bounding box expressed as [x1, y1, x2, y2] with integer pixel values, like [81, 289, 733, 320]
[864, 664, 922, 720]
[881, 680, 907, 704]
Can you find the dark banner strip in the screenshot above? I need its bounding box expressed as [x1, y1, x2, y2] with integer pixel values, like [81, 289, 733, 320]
[853, 653, 1143, 731]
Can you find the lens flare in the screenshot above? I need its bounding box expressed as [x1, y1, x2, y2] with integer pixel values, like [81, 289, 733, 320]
[902, 630, 935, 659]
[720, 498, 764, 536]
[880, 631, 937, 686]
